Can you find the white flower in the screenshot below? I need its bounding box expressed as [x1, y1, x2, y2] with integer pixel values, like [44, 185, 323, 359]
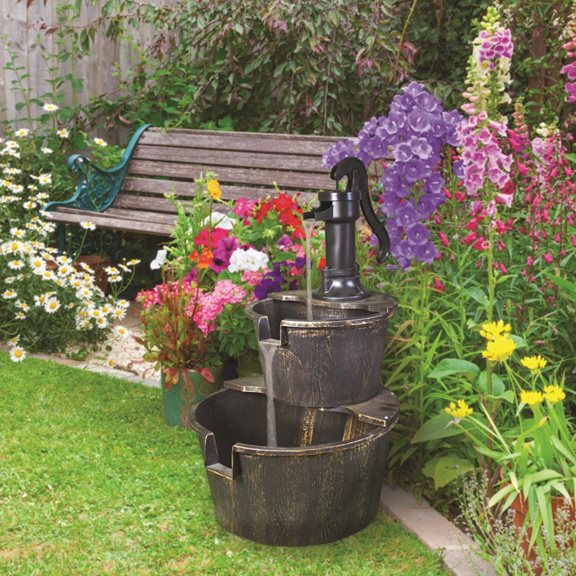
[10, 228, 25, 238]
[108, 275, 122, 283]
[228, 247, 269, 273]
[57, 128, 70, 139]
[201, 212, 237, 230]
[38, 174, 52, 186]
[93, 137, 107, 147]
[112, 307, 127, 320]
[2, 289, 17, 299]
[9, 346, 26, 362]
[44, 298, 61, 314]
[117, 299, 130, 309]
[115, 325, 130, 337]
[96, 316, 108, 328]
[42, 103, 59, 112]
[80, 221, 96, 231]
[150, 249, 167, 270]
[41, 147, 54, 155]
[15, 128, 29, 138]
[8, 260, 24, 270]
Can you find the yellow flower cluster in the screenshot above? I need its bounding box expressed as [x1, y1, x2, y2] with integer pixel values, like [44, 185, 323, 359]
[520, 355, 547, 374]
[481, 335, 516, 362]
[520, 390, 543, 407]
[479, 320, 511, 341]
[207, 178, 222, 200]
[445, 400, 474, 420]
[543, 385, 566, 404]
[520, 385, 566, 407]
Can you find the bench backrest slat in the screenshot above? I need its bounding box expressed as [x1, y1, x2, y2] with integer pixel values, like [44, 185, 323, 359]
[138, 128, 339, 156]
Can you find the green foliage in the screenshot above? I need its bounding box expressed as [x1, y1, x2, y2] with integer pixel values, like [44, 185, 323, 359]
[67, 0, 411, 134]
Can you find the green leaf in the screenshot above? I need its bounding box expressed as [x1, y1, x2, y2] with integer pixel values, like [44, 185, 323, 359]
[545, 273, 576, 300]
[428, 359, 480, 380]
[463, 287, 488, 307]
[423, 455, 474, 489]
[565, 153, 576, 165]
[411, 412, 463, 443]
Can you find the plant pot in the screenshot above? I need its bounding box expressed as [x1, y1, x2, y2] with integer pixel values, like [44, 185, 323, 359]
[161, 366, 224, 428]
[511, 493, 576, 574]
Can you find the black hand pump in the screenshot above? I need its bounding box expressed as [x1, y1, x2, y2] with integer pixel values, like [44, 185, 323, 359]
[304, 157, 390, 301]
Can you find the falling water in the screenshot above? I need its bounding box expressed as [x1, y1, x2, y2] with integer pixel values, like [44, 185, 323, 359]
[258, 338, 278, 447]
[303, 219, 316, 321]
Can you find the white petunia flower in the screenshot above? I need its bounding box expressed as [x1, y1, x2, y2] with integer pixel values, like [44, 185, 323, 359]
[201, 212, 237, 230]
[228, 247, 270, 273]
[150, 249, 167, 270]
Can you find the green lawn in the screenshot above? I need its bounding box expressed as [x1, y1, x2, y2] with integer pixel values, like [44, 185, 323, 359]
[0, 354, 447, 576]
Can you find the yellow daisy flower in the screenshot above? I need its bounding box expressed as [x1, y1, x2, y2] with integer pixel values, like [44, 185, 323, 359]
[207, 178, 222, 200]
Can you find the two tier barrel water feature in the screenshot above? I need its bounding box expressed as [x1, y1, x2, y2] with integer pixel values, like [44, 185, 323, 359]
[191, 158, 400, 546]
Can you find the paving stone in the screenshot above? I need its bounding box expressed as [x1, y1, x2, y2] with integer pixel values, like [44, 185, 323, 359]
[381, 484, 496, 576]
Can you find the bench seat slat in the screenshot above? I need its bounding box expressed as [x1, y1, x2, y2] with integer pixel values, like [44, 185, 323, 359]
[121, 177, 316, 203]
[127, 160, 334, 190]
[45, 209, 174, 236]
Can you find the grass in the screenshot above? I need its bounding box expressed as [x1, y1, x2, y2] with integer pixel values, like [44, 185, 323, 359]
[0, 354, 448, 576]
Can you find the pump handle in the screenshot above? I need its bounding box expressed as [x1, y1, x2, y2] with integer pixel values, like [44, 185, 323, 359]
[330, 158, 390, 263]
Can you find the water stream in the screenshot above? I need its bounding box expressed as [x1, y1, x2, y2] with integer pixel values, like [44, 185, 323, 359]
[303, 219, 315, 321]
[258, 338, 279, 447]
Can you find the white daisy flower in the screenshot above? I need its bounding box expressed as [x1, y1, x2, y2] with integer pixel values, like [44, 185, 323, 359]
[80, 221, 96, 231]
[15, 312, 26, 320]
[96, 316, 108, 328]
[9, 346, 26, 362]
[42, 103, 59, 112]
[115, 325, 130, 337]
[44, 298, 61, 314]
[112, 307, 126, 320]
[109, 275, 122, 283]
[93, 137, 107, 147]
[8, 260, 24, 270]
[41, 147, 54, 155]
[57, 128, 70, 138]
[4, 277, 16, 284]
[2, 289, 17, 299]
[10, 228, 25, 239]
[38, 174, 52, 186]
[15, 128, 29, 138]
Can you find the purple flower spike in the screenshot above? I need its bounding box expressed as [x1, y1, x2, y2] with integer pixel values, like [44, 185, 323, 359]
[323, 80, 462, 270]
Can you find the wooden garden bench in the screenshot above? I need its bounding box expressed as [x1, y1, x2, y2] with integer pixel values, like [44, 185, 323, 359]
[43, 124, 342, 237]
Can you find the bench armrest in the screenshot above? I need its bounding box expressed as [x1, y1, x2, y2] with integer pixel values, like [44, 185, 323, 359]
[43, 123, 151, 213]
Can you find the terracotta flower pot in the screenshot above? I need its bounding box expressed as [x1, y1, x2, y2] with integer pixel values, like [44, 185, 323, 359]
[511, 493, 576, 574]
[160, 366, 224, 428]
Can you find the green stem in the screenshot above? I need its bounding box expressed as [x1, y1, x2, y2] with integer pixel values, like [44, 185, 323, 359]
[390, 0, 418, 83]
